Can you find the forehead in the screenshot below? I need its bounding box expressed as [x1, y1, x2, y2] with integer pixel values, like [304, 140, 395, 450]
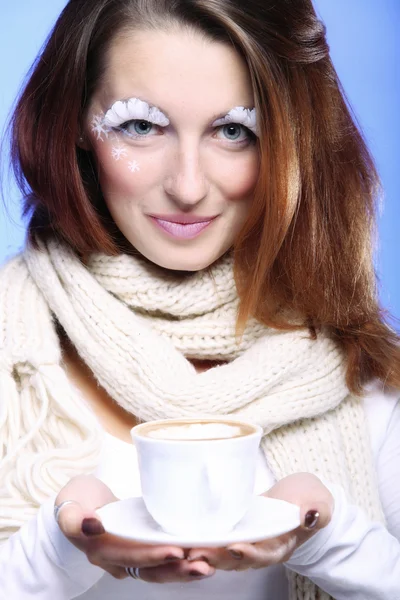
[95, 28, 254, 118]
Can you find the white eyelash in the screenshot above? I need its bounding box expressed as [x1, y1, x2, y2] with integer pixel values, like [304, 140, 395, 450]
[212, 107, 258, 136]
[103, 98, 170, 128]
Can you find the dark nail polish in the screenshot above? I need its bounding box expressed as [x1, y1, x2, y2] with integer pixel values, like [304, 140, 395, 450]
[189, 570, 206, 577]
[164, 554, 183, 562]
[81, 518, 106, 536]
[304, 510, 320, 529]
[228, 549, 243, 560]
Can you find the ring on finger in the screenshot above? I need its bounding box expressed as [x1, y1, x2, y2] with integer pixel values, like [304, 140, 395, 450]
[53, 500, 80, 524]
[125, 566, 141, 580]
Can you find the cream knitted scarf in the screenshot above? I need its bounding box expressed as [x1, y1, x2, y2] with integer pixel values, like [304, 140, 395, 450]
[0, 238, 383, 599]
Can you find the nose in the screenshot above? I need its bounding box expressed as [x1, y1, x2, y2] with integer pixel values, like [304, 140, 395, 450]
[163, 142, 209, 209]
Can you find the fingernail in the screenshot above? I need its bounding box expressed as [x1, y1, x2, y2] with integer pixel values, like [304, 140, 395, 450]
[164, 554, 183, 562]
[81, 518, 105, 536]
[304, 510, 320, 529]
[228, 549, 243, 560]
[189, 570, 208, 578]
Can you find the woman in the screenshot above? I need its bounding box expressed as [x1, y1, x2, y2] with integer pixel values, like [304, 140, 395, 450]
[0, 0, 399, 598]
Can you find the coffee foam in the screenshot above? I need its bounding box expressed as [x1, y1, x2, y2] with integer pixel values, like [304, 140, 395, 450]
[138, 419, 255, 441]
[147, 423, 242, 440]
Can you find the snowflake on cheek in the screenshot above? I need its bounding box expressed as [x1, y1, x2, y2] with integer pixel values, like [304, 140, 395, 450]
[90, 115, 110, 141]
[111, 146, 128, 161]
[128, 160, 140, 173]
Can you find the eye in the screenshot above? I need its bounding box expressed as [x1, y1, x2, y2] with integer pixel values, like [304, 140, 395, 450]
[117, 119, 158, 137]
[215, 123, 254, 144]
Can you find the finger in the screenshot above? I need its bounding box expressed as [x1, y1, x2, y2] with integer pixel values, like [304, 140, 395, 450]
[187, 546, 261, 571]
[55, 475, 119, 539]
[57, 501, 87, 540]
[299, 499, 332, 532]
[93, 559, 215, 583]
[94, 564, 129, 580]
[187, 547, 228, 568]
[86, 537, 186, 569]
[187, 547, 217, 563]
[265, 473, 334, 519]
[139, 559, 215, 583]
[188, 544, 273, 571]
[265, 473, 334, 535]
[56, 474, 119, 514]
[224, 537, 298, 569]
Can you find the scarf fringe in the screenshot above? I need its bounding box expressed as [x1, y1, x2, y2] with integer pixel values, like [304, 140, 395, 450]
[288, 572, 333, 600]
[0, 362, 103, 542]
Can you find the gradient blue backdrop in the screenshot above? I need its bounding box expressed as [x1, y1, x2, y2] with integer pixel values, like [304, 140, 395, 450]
[1, 0, 399, 326]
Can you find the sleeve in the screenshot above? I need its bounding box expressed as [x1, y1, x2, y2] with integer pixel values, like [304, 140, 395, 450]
[0, 495, 104, 600]
[376, 398, 400, 540]
[285, 398, 400, 600]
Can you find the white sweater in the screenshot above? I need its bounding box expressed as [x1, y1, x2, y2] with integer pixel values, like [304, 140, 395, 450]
[1, 382, 399, 600]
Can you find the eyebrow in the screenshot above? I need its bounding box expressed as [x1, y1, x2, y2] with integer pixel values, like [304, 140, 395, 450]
[209, 107, 255, 123]
[105, 97, 168, 119]
[104, 96, 168, 117]
[105, 96, 255, 124]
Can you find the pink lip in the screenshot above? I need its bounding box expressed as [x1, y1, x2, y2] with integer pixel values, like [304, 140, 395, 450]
[149, 214, 217, 224]
[149, 216, 216, 239]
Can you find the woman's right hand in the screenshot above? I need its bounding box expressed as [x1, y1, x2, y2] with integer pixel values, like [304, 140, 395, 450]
[55, 474, 214, 582]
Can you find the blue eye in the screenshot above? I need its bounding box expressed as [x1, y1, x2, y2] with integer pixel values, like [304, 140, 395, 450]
[132, 120, 153, 135]
[216, 123, 254, 144]
[222, 124, 242, 140]
[117, 119, 155, 137]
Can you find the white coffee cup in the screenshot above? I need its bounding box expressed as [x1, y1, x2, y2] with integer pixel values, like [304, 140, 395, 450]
[131, 417, 263, 537]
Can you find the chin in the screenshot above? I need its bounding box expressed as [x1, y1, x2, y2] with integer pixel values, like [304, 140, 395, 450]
[141, 247, 228, 273]
[151, 256, 214, 273]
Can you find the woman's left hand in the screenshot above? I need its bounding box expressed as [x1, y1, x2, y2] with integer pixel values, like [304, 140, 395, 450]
[186, 473, 334, 572]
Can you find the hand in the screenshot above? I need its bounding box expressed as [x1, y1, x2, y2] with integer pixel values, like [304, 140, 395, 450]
[186, 473, 334, 571]
[55, 475, 215, 582]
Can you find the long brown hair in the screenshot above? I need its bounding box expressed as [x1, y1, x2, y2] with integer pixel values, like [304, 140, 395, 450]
[8, 0, 400, 394]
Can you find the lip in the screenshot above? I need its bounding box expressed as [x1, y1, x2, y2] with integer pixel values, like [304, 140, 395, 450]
[148, 214, 218, 224]
[148, 215, 217, 240]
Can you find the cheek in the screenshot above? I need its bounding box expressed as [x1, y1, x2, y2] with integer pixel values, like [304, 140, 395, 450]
[214, 151, 259, 200]
[90, 138, 155, 197]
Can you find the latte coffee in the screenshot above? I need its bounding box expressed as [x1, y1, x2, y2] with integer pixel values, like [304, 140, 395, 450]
[131, 417, 263, 537]
[136, 418, 256, 441]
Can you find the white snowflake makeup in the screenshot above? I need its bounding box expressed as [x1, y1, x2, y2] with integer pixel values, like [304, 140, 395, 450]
[128, 160, 140, 173]
[212, 106, 258, 136]
[91, 114, 111, 141]
[90, 98, 169, 145]
[111, 146, 128, 161]
[103, 98, 170, 129]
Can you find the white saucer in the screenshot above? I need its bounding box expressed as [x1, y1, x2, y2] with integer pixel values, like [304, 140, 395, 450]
[96, 496, 301, 548]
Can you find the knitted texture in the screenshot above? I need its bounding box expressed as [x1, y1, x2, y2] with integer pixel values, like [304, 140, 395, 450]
[0, 239, 384, 599]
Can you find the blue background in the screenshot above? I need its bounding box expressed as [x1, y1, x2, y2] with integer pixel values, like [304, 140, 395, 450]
[1, 0, 398, 326]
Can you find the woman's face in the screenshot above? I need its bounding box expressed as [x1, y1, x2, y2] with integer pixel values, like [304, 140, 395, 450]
[84, 27, 259, 271]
